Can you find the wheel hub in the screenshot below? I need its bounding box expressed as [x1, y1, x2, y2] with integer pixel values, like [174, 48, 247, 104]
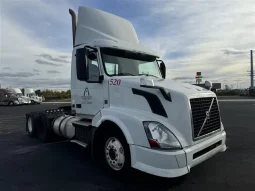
[105, 137, 125, 171]
[28, 117, 33, 133]
[109, 148, 117, 160]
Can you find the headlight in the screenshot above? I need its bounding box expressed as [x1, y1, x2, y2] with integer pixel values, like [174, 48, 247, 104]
[221, 122, 224, 130]
[143, 122, 182, 150]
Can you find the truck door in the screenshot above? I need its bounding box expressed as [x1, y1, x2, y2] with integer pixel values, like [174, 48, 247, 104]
[0, 93, 3, 105]
[1, 94, 9, 105]
[74, 48, 104, 116]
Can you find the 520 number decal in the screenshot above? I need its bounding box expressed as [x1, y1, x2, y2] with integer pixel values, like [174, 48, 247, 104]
[110, 79, 121, 86]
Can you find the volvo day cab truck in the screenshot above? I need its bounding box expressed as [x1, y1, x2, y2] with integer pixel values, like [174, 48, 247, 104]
[24, 88, 42, 104]
[0, 89, 19, 106]
[11, 88, 31, 104]
[25, 6, 226, 178]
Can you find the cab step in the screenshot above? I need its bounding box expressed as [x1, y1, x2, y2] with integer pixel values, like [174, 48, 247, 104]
[72, 119, 96, 145]
[70, 140, 88, 148]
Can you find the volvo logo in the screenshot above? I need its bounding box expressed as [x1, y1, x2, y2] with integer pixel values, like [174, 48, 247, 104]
[197, 98, 215, 136]
[205, 111, 210, 119]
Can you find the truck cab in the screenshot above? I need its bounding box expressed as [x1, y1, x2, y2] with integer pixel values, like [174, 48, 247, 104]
[69, 6, 226, 177]
[26, 6, 226, 178]
[24, 88, 42, 104]
[11, 88, 31, 104]
[0, 89, 19, 106]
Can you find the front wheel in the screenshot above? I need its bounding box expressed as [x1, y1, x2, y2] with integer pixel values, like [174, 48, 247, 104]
[31, 100, 35, 104]
[102, 130, 131, 176]
[8, 101, 14, 106]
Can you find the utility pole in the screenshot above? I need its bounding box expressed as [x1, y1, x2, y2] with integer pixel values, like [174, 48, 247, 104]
[251, 50, 254, 89]
[246, 50, 254, 89]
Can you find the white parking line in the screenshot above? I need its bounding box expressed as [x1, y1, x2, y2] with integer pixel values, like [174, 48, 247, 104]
[218, 99, 255, 102]
[42, 102, 70, 104]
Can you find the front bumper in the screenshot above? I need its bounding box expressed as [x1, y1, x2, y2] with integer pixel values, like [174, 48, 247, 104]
[18, 100, 30, 104]
[31, 100, 42, 104]
[130, 131, 226, 178]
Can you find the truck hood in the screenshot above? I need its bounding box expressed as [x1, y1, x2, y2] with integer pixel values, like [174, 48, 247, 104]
[110, 76, 217, 147]
[117, 76, 214, 97]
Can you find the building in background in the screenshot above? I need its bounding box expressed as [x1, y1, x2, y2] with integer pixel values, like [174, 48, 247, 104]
[193, 72, 221, 93]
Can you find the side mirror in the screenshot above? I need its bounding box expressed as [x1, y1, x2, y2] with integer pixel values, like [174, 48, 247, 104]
[88, 52, 97, 60]
[76, 48, 88, 81]
[159, 61, 166, 79]
[205, 81, 213, 90]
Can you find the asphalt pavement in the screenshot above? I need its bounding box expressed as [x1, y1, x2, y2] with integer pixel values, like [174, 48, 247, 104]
[0, 101, 254, 191]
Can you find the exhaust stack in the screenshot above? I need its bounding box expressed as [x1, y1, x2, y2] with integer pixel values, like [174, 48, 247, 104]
[69, 9, 77, 48]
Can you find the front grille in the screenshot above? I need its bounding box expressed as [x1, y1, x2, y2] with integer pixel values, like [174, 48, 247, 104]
[190, 97, 221, 139]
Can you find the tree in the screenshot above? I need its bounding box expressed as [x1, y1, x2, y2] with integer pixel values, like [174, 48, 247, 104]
[35, 89, 41, 95]
[225, 85, 230, 90]
[21, 88, 24, 95]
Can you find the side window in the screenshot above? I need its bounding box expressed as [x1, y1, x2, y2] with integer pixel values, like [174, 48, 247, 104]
[87, 53, 100, 82]
[105, 62, 118, 75]
[76, 48, 100, 82]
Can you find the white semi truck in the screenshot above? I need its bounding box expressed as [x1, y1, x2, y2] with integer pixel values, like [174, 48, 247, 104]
[25, 6, 226, 178]
[11, 88, 31, 104]
[24, 88, 42, 104]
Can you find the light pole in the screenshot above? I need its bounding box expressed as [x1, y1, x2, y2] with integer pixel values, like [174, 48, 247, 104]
[234, 80, 242, 89]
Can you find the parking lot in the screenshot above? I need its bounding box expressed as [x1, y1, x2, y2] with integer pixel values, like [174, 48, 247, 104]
[0, 101, 255, 191]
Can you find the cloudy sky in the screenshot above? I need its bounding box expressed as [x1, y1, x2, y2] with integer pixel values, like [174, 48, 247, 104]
[0, 0, 254, 90]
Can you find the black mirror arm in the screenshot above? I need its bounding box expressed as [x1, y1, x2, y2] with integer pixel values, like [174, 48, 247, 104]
[99, 75, 104, 83]
[84, 45, 98, 52]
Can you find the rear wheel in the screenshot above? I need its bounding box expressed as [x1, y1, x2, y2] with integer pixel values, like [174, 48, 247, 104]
[36, 113, 53, 143]
[26, 113, 36, 137]
[8, 101, 14, 106]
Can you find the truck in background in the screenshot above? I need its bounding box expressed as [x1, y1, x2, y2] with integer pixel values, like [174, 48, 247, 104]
[11, 88, 31, 104]
[0, 89, 19, 106]
[25, 6, 226, 178]
[24, 88, 43, 104]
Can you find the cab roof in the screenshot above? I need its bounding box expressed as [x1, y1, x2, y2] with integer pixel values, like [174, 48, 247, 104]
[75, 6, 159, 57]
[0, 89, 14, 94]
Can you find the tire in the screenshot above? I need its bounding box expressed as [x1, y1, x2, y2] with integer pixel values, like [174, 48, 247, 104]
[102, 129, 131, 177]
[8, 101, 14, 106]
[26, 113, 37, 137]
[36, 113, 54, 143]
[31, 100, 35, 104]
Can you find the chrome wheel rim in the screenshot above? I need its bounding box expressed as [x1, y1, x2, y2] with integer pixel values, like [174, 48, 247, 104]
[28, 117, 33, 133]
[105, 137, 125, 171]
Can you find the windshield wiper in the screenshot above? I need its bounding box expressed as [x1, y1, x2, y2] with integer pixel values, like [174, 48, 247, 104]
[116, 73, 135, 76]
[139, 74, 159, 78]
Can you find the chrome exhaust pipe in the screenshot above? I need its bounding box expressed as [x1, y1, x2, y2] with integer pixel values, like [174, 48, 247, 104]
[69, 9, 77, 48]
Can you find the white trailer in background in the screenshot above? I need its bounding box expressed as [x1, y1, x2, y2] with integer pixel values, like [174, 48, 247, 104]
[24, 88, 42, 104]
[25, 6, 226, 178]
[12, 88, 31, 104]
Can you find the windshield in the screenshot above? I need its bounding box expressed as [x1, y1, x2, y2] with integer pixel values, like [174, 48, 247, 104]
[101, 48, 162, 78]
[7, 93, 17, 98]
[29, 93, 36, 97]
[16, 93, 23, 97]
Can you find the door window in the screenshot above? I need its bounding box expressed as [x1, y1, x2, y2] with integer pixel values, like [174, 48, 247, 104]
[87, 60, 100, 82]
